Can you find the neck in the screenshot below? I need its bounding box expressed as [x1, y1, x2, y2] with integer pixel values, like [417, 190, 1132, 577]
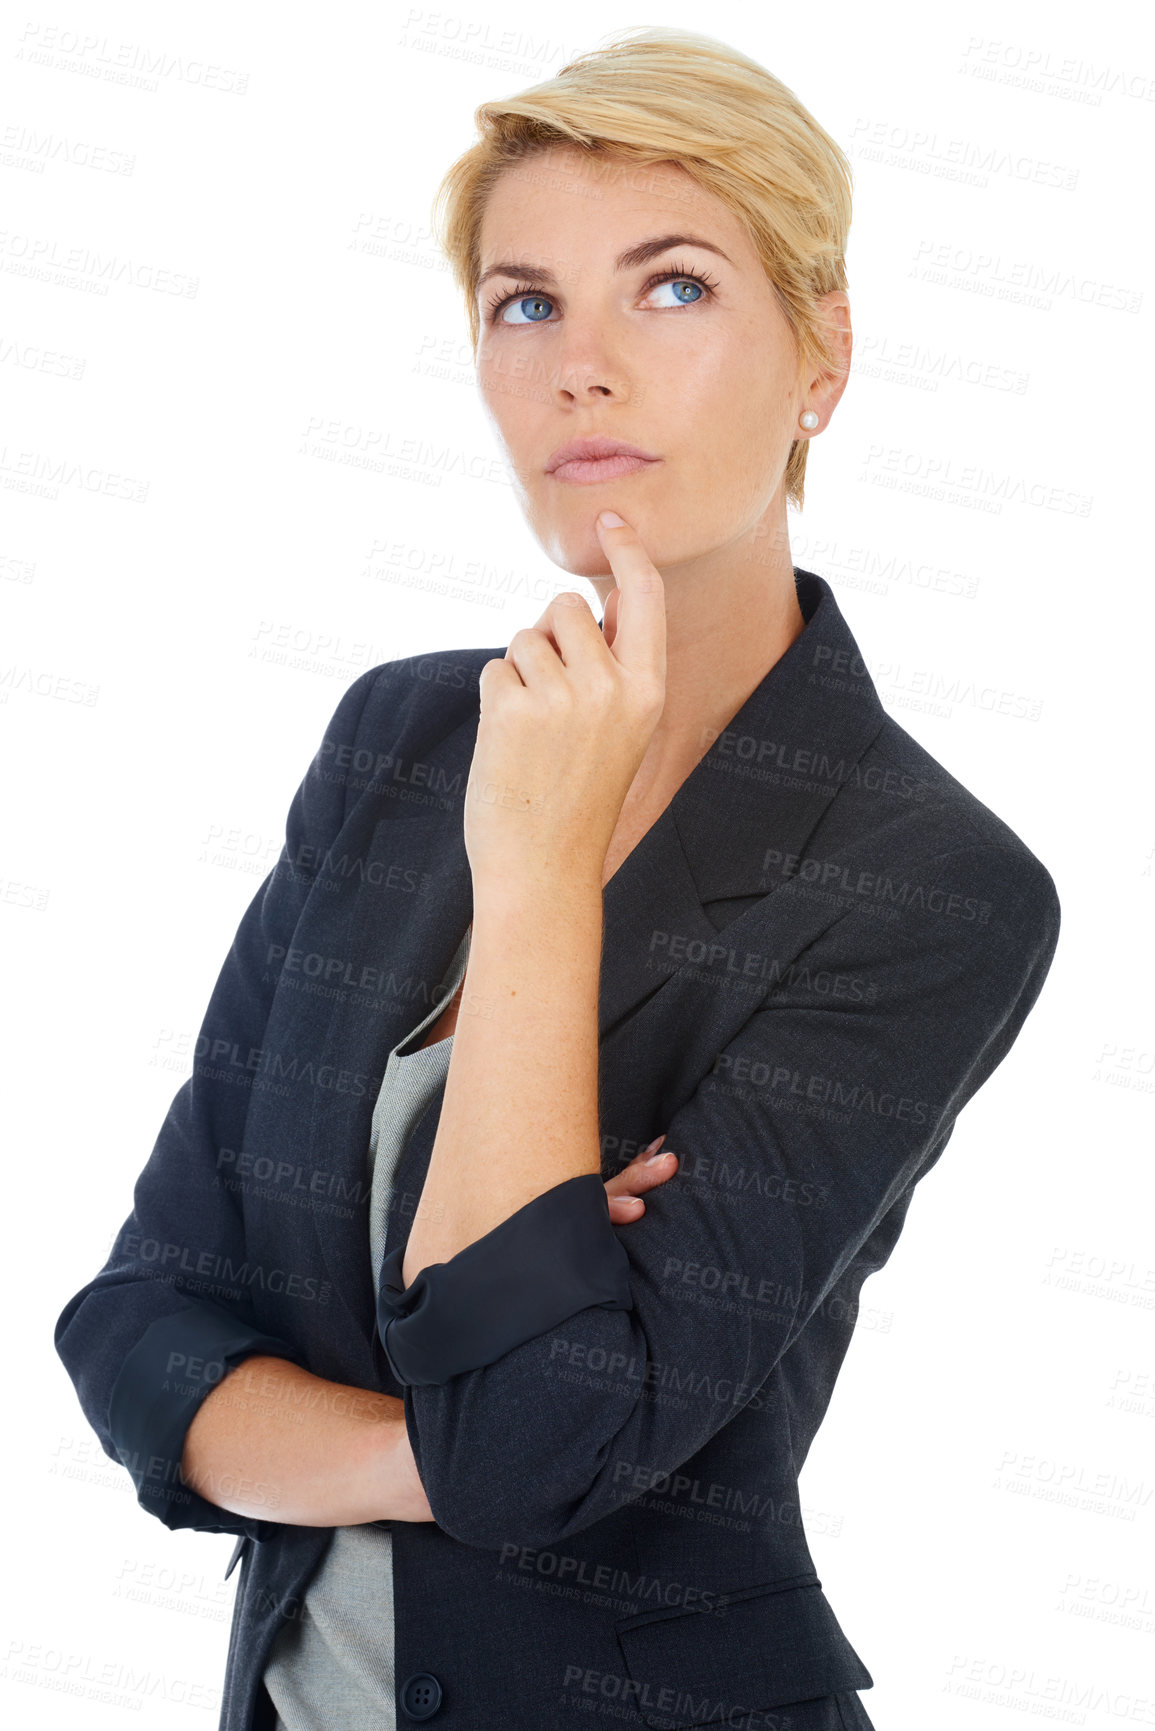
[592, 513, 806, 801]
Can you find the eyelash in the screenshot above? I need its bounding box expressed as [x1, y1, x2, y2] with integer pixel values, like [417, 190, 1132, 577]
[484, 259, 721, 324]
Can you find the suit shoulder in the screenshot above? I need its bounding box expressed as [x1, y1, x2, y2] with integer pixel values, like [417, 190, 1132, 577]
[350, 643, 499, 739]
[858, 713, 1060, 934]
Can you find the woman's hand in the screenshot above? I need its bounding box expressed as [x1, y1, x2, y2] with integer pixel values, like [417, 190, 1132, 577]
[463, 513, 667, 892]
[603, 1134, 678, 1224]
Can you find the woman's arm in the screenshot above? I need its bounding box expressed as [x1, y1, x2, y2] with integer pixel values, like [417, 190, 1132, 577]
[180, 1355, 434, 1527]
[388, 840, 1062, 1551]
[402, 520, 665, 1286]
[402, 877, 604, 1283]
[54, 665, 388, 1539]
[183, 1149, 678, 1526]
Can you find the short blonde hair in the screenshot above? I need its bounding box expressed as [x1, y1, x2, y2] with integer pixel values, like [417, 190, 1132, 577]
[431, 26, 853, 510]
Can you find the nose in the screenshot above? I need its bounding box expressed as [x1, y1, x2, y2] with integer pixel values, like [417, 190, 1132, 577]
[554, 366, 623, 403]
[550, 321, 634, 406]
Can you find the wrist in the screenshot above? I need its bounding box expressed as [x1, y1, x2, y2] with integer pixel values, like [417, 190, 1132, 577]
[469, 879, 604, 999]
[471, 866, 604, 923]
[365, 1399, 434, 1524]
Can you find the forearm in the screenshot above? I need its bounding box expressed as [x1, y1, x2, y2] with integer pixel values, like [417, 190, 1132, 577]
[402, 875, 604, 1286]
[180, 1353, 431, 1527]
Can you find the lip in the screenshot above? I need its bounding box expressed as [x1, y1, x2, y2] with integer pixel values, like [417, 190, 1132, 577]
[550, 452, 661, 485]
[545, 436, 660, 484]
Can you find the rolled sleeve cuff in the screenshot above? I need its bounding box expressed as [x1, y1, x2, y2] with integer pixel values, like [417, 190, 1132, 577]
[107, 1299, 307, 1536]
[377, 1173, 633, 1387]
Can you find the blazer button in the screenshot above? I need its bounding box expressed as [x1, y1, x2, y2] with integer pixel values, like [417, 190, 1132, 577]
[399, 1672, 443, 1720]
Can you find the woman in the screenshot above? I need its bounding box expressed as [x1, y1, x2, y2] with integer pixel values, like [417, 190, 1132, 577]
[55, 28, 1061, 1731]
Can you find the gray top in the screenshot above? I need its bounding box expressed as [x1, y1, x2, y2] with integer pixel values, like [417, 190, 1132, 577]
[262, 927, 471, 1731]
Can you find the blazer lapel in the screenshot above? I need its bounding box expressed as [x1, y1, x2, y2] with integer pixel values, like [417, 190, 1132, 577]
[599, 570, 887, 1027]
[302, 570, 887, 1347]
[668, 568, 886, 907]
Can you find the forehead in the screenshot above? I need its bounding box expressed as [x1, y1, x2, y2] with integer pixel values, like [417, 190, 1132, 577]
[478, 146, 744, 262]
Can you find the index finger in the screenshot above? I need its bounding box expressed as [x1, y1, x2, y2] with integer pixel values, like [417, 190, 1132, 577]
[594, 510, 666, 690]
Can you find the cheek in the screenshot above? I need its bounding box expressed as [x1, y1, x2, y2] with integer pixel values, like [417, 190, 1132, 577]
[673, 342, 783, 481]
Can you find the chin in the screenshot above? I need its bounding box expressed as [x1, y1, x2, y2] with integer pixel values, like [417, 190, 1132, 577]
[538, 524, 622, 580]
[548, 533, 617, 580]
[533, 502, 663, 578]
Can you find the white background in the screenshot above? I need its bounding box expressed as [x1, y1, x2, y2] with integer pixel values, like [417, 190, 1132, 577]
[4, 2, 1153, 1726]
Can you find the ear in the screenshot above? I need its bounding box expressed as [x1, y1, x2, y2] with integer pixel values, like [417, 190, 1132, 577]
[806, 290, 853, 418]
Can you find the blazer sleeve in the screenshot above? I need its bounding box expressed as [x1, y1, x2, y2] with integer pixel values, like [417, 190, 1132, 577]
[53, 664, 382, 1539]
[380, 840, 1061, 1550]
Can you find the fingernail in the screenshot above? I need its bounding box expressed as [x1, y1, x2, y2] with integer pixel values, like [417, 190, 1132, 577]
[641, 1135, 665, 1156]
[597, 510, 624, 529]
[646, 1150, 672, 1165]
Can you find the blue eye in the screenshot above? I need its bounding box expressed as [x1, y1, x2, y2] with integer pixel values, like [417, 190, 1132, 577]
[656, 277, 705, 306]
[485, 263, 717, 326]
[499, 292, 555, 325]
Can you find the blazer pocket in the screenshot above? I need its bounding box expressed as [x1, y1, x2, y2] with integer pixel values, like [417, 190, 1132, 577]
[614, 1577, 873, 1730]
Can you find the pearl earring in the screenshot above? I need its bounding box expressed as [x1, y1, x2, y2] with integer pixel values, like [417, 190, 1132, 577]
[799, 411, 819, 430]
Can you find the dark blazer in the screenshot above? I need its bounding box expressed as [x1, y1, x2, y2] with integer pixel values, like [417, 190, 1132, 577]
[55, 570, 1061, 1731]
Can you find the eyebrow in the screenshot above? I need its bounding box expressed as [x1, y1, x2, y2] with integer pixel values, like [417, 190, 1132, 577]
[476, 233, 735, 296]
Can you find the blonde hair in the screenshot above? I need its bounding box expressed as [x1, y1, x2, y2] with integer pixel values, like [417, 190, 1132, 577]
[430, 26, 853, 511]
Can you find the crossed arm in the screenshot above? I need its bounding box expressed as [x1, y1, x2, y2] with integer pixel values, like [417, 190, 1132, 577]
[180, 1140, 676, 1527]
[182, 851, 666, 1527]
